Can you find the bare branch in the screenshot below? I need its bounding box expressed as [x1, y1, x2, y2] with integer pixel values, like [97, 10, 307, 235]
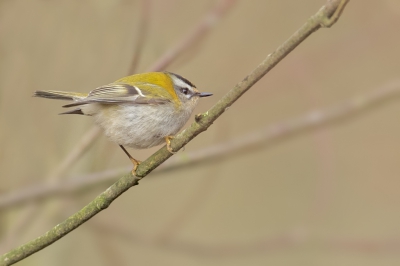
[92, 221, 400, 257]
[127, 0, 151, 75]
[147, 0, 236, 72]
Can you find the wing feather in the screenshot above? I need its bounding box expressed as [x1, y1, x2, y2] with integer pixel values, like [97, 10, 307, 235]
[63, 83, 171, 108]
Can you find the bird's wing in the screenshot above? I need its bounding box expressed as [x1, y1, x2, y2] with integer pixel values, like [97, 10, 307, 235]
[62, 82, 171, 108]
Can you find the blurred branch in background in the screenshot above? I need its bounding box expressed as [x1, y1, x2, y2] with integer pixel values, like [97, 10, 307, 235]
[0, 1, 349, 265]
[127, 0, 151, 75]
[90, 219, 400, 257]
[0, 0, 235, 260]
[1, 78, 399, 209]
[147, 0, 235, 71]
[0, 123, 103, 253]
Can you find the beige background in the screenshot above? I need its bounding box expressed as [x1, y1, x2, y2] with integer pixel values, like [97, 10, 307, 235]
[1, 0, 400, 265]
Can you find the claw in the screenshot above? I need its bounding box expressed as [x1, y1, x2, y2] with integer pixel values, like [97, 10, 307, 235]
[165, 136, 176, 154]
[130, 159, 141, 176]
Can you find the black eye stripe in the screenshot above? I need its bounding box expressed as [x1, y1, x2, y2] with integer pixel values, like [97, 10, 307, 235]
[180, 87, 189, 95]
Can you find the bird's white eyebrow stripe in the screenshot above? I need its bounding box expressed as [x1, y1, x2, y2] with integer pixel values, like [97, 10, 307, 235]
[133, 86, 145, 97]
[170, 75, 193, 91]
[168, 72, 196, 88]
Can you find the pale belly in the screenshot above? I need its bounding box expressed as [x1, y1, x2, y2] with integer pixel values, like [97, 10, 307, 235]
[85, 103, 191, 149]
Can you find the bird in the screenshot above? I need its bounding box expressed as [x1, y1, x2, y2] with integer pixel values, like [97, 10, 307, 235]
[34, 71, 212, 175]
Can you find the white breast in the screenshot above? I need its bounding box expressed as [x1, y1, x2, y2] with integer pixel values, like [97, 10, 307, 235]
[88, 103, 192, 149]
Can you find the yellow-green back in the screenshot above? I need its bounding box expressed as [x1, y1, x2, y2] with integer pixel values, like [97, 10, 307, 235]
[114, 72, 179, 104]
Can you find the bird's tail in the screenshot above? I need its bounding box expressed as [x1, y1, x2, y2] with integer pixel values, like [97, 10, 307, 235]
[33, 90, 87, 101]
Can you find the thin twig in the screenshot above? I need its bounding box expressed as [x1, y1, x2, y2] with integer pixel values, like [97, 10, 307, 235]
[0, 126, 101, 254]
[49, 127, 102, 180]
[92, 221, 400, 257]
[147, 0, 235, 71]
[127, 0, 151, 75]
[1, 79, 400, 209]
[0, 1, 349, 265]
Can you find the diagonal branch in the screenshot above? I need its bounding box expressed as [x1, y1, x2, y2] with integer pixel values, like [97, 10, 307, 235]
[0, 0, 349, 265]
[147, 0, 235, 71]
[127, 0, 151, 75]
[135, 0, 349, 177]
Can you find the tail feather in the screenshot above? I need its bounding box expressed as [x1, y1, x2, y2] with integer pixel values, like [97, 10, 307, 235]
[59, 108, 85, 115]
[33, 90, 87, 101]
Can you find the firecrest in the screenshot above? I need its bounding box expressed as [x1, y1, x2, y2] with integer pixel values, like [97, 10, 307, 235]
[34, 72, 212, 175]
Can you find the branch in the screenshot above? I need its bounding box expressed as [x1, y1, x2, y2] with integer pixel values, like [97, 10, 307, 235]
[127, 0, 151, 75]
[91, 221, 400, 257]
[0, 0, 349, 265]
[136, 0, 349, 176]
[147, 0, 235, 71]
[2, 78, 400, 209]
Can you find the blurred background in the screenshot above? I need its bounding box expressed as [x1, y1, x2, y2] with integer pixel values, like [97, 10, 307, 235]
[1, 0, 400, 265]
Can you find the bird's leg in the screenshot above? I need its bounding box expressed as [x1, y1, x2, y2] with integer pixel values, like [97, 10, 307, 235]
[165, 136, 177, 154]
[119, 145, 141, 176]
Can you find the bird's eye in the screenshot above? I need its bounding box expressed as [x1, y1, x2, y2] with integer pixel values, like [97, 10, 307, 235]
[181, 88, 189, 95]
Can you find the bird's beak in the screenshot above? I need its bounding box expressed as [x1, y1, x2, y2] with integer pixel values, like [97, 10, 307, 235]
[198, 92, 213, 98]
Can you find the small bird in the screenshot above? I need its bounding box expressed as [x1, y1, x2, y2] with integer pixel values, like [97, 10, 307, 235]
[34, 72, 212, 175]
